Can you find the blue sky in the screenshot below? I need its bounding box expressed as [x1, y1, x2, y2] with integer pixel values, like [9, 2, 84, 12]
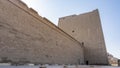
[21, 0, 120, 59]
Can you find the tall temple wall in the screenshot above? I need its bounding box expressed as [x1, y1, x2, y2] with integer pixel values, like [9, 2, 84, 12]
[58, 9, 108, 65]
[0, 0, 84, 64]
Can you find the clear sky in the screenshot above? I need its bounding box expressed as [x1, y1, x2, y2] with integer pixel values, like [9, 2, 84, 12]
[21, 0, 120, 59]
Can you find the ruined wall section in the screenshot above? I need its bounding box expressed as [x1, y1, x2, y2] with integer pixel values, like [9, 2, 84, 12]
[0, 0, 84, 64]
[58, 10, 108, 65]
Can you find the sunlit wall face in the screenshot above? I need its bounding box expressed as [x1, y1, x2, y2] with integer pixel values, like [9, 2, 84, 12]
[21, 0, 120, 59]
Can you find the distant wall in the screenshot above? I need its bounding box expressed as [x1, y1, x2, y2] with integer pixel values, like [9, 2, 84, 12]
[58, 9, 109, 65]
[118, 60, 120, 66]
[0, 0, 84, 64]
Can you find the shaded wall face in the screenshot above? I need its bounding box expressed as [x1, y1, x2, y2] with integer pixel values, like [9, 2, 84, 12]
[58, 10, 108, 65]
[0, 0, 84, 64]
[118, 60, 120, 66]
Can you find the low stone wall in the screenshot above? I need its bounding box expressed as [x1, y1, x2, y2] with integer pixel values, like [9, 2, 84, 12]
[0, 65, 120, 68]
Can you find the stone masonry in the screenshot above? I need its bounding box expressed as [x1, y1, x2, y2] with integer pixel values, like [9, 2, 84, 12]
[0, 0, 84, 64]
[0, 0, 110, 65]
[58, 9, 109, 65]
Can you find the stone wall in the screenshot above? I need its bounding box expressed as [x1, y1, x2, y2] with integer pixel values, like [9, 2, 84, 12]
[0, 65, 120, 68]
[118, 60, 120, 66]
[58, 9, 108, 65]
[0, 0, 84, 64]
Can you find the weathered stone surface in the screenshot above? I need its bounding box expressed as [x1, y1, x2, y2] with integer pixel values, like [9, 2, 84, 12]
[0, 65, 120, 68]
[58, 9, 108, 65]
[0, 0, 84, 64]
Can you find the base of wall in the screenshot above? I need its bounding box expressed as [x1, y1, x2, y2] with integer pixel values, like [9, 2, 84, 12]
[0, 64, 120, 68]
